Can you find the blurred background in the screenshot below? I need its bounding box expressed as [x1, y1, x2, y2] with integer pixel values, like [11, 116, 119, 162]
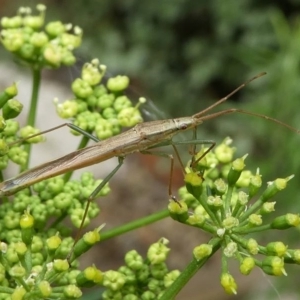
[1, 1, 300, 299]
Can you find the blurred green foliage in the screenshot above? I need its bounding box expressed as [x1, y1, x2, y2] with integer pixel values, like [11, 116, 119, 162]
[1, 1, 300, 296]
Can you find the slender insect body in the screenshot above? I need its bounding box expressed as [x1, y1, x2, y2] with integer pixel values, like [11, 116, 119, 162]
[1, 72, 299, 244]
[0, 117, 198, 196]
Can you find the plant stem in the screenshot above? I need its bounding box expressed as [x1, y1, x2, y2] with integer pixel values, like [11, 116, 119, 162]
[21, 68, 41, 172]
[160, 237, 221, 300]
[100, 209, 170, 241]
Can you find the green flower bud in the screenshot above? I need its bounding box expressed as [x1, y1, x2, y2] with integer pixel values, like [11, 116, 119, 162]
[20, 210, 34, 245]
[30, 31, 48, 48]
[213, 178, 227, 195]
[63, 284, 82, 298]
[246, 238, 259, 255]
[3, 119, 19, 136]
[207, 195, 223, 210]
[184, 171, 203, 199]
[19, 43, 35, 59]
[61, 50, 76, 66]
[82, 61, 106, 86]
[262, 175, 293, 201]
[237, 191, 248, 206]
[147, 238, 170, 265]
[260, 202, 276, 214]
[262, 256, 286, 276]
[125, 250, 144, 270]
[240, 257, 255, 275]
[0, 82, 18, 108]
[9, 265, 26, 278]
[53, 193, 72, 210]
[103, 270, 126, 291]
[220, 272, 237, 295]
[11, 286, 26, 299]
[4, 211, 20, 229]
[236, 170, 253, 187]
[186, 213, 206, 226]
[136, 264, 150, 283]
[23, 14, 44, 29]
[224, 242, 238, 257]
[46, 21, 66, 37]
[248, 214, 262, 226]
[271, 213, 300, 229]
[222, 216, 239, 230]
[150, 262, 168, 280]
[1, 16, 22, 28]
[38, 281, 52, 297]
[147, 278, 162, 293]
[266, 242, 288, 257]
[118, 107, 143, 127]
[164, 270, 180, 288]
[193, 244, 213, 261]
[53, 259, 69, 272]
[0, 139, 9, 156]
[286, 249, 300, 264]
[227, 154, 247, 186]
[249, 172, 262, 197]
[19, 126, 44, 143]
[56, 99, 79, 119]
[0, 115, 7, 132]
[215, 138, 235, 163]
[113, 95, 132, 112]
[6, 246, 19, 263]
[97, 93, 115, 109]
[77, 265, 103, 287]
[5, 82, 18, 97]
[2, 99, 23, 119]
[0, 155, 9, 170]
[118, 266, 136, 285]
[141, 291, 156, 299]
[72, 78, 93, 99]
[72, 228, 101, 259]
[1, 29, 24, 52]
[168, 200, 189, 222]
[14, 241, 27, 256]
[43, 44, 62, 68]
[107, 75, 130, 92]
[46, 235, 62, 252]
[20, 210, 34, 229]
[95, 118, 113, 140]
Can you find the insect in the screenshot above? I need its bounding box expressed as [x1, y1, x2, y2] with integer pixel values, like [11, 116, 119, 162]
[0, 72, 298, 242]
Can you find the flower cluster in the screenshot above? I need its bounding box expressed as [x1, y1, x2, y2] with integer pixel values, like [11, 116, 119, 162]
[0, 171, 108, 247]
[55, 58, 145, 140]
[0, 83, 44, 171]
[101, 238, 180, 300]
[168, 137, 300, 294]
[0, 4, 81, 68]
[0, 209, 102, 300]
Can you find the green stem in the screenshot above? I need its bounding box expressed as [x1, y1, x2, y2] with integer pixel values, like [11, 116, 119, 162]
[100, 209, 170, 241]
[21, 68, 41, 172]
[63, 135, 90, 182]
[233, 223, 271, 234]
[160, 238, 221, 300]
